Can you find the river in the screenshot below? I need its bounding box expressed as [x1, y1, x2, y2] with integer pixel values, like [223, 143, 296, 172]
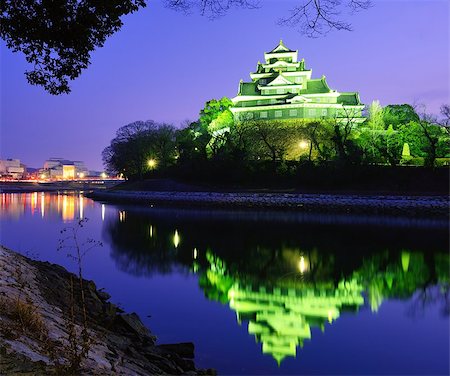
[0, 191, 448, 374]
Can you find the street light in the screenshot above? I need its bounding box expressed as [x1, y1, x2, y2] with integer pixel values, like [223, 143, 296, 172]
[299, 140, 309, 150]
[147, 158, 157, 169]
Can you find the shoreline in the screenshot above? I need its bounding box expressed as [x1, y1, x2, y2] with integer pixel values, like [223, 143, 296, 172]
[0, 246, 214, 375]
[87, 190, 450, 219]
[0, 180, 121, 193]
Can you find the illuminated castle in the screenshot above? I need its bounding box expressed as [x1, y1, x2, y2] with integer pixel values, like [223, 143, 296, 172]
[230, 41, 365, 123]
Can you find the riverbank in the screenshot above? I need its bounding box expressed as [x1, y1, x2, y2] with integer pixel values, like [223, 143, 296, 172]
[0, 246, 215, 375]
[87, 190, 449, 219]
[0, 180, 122, 193]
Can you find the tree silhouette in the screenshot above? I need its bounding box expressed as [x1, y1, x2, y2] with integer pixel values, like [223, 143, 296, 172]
[1, 0, 145, 94]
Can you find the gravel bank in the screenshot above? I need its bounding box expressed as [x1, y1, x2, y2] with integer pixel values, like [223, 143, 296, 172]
[88, 190, 449, 218]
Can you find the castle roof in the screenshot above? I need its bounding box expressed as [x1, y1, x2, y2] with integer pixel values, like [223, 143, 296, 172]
[337, 93, 361, 105]
[266, 40, 295, 54]
[301, 77, 331, 94]
[238, 81, 258, 95]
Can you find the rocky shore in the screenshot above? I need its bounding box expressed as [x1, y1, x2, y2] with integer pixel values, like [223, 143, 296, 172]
[88, 190, 449, 218]
[0, 246, 215, 375]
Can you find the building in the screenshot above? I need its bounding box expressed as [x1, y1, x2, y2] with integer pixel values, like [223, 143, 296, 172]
[230, 41, 365, 123]
[42, 158, 88, 180]
[0, 159, 26, 179]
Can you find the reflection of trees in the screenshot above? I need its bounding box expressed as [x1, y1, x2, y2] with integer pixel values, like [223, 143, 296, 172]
[408, 286, 450, 318]
[103, 208, 448, 285]
[355, 251, 449, 312]
[103, 215, 193, 276]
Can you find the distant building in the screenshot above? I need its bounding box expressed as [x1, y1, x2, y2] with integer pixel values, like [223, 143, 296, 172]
[42, 158, 88, 179]
[230, 40, 365, 123]
[0, 159, 26, 179]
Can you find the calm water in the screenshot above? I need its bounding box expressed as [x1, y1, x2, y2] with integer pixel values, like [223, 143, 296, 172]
[0, 192, 449, 375]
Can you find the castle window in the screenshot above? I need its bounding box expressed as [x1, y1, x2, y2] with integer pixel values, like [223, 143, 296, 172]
[289, 109, 298, 117]
[260, 111, 268, 119]
[308, 109, 316, 116]
[275, 110, 283, 118]
[276, 89, 284, 94]
[321, 109, 327, 116]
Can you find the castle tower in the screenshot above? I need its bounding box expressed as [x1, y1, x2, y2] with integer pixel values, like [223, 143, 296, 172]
[230, 41, 365, 123]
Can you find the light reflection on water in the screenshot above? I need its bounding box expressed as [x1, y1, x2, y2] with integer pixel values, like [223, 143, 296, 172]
[0, 192, 449, 374]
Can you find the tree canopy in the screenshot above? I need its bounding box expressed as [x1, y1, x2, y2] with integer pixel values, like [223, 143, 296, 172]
[102, 120, 177, 179]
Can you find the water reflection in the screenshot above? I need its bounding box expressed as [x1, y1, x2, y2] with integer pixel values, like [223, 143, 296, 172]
[103, 208, 449, 364]
[0, 192, 91, 222]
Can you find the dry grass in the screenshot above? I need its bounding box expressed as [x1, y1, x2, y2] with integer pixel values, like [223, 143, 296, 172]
[0, 296, 48, 341]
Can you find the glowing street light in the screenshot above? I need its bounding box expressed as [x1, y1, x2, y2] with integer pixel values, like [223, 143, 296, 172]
[299, 140, 309, 150]
[101, 172, 107, 179]
[298, 256, 307, 274]
[147, 158, 157, 169]
[173, 230, 180, 248]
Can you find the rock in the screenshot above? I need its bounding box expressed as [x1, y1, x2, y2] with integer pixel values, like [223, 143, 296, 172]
[0, 246, 214, 375]
[97, 289, 111, 302]
[115, 313, 156, 343]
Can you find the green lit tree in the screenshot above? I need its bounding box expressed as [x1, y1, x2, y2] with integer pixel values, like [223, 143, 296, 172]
[382, 104, 420, 129]
[199, 97, 233, 130]
[330, 109, 363, 165]
[301, 120, 335, 162]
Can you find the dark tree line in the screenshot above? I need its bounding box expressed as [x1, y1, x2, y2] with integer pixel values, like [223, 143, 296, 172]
[102, 120, 177, 179]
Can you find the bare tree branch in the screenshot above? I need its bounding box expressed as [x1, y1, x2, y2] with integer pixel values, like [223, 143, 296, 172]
[163, 0, 260, 18]
[278, 0, 371, 37]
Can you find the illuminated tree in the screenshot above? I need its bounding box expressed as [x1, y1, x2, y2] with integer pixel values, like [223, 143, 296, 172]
[382, 104, 420, 129]
[301, 121, 335, 162]
[399, 120, 448, 167]
[248, 121, 292, 162]
[330, 109, 363, 164]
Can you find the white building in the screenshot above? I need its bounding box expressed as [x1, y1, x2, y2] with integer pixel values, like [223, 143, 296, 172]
[0, 159, 26, 179]
[42, 158, 88, 179]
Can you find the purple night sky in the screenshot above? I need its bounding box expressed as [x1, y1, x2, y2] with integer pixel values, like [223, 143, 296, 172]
[1, 1, 448, 170]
